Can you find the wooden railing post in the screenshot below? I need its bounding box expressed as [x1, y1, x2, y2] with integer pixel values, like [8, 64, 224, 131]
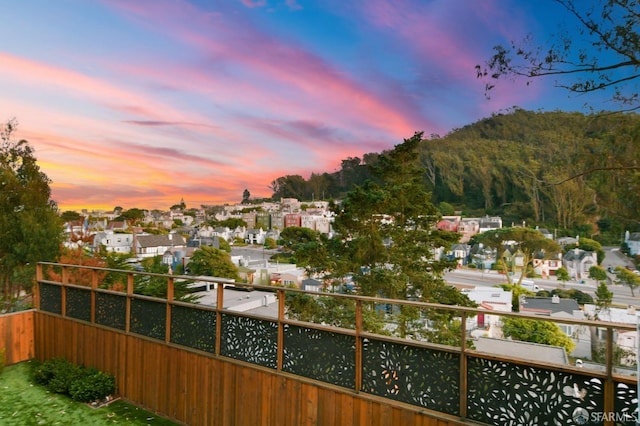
[126, 272, 134, 333]
[165, 276, 174, 344]
[215, 281, 224, 356]
[60, 265, 68, 317]
[277, 288, 285, 371]
[604, 327, 614, 426]
[90, 269, 98, 323]
[459, 311, 468, 420]
[35, 263, 43, 310]
[355, 299, 363, 393]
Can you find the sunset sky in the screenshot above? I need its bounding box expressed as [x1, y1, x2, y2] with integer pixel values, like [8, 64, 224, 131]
[0, 0, 613, 211]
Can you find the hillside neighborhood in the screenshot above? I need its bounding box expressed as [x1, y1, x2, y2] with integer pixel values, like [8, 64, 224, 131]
[61, 199, 640, 373]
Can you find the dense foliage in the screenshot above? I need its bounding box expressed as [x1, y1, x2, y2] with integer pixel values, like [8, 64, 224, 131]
[285, 133, 476, 343]
[31, 358, 116, 403]
[268, 109, 640, 241]
[0, 120, 64, 310]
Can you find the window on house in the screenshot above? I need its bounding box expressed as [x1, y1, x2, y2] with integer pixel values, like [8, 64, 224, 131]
[559, 324, 573, 336]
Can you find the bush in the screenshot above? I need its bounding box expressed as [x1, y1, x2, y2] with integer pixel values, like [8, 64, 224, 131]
[69, 368, 116, 402]
[31, 358, 116, 402]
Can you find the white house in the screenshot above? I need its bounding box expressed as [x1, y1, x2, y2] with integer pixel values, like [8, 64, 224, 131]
[624, 231, 640, 256]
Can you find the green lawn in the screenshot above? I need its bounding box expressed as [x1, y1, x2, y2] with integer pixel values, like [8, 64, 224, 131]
[0, 361, 180, 425]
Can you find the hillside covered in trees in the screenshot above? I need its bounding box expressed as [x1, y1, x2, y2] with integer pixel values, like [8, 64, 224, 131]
[268, 109, 640, 240]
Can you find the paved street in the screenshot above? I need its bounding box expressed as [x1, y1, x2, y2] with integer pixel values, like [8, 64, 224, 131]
[445, 247, 639, 308]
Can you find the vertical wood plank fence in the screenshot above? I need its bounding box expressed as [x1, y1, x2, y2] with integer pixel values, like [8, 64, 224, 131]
[2, 262, 638, 425]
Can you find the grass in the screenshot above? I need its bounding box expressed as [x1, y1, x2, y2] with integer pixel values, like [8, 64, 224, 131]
[0, 361, 180, 425]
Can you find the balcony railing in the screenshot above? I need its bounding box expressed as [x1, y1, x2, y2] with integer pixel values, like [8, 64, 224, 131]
[36, 262, 638, 425]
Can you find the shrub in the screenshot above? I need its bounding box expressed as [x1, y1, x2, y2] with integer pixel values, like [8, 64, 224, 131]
[31, 358, 116, 402]
[69, 368, 116, 402]
[46, 360, 84, 395]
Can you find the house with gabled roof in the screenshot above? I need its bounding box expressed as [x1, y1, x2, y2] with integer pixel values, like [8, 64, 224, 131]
[520, 295, 591, 359]
[134, 233, 186, 258]
[562, 248, 597, 280]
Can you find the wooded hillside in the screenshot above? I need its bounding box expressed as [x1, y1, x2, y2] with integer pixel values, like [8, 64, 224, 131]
[269, 109, 640, 239]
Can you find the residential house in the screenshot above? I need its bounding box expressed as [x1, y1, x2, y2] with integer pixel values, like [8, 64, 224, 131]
[302, 278, 323, 292]
[463, 287, 512, 338]
[458, 218, 480, 243]
[436, 216, 460, 233]
[269, 265, 307, 288]
[246, 228, 267, 245]
[300, 214, 316, 230]
[448, 243, 470, 267]
[624, 231, 640, 256]
[478, 216, 502, 233]
[562, 248, 597, 280]
[134, 233, 186, 258]
[520, 296, 591, 359]
[93, 231, 134, 253]
[536, 227, 554, 239]
[106, 221, 128, 232]
[583, 304, 639, 366]
[475, 336, 569, 365]
[285, 214, 301, 228]
[532, 257, 563, 278]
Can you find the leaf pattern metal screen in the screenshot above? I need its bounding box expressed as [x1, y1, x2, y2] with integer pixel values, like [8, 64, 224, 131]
[361, 338, 460, 415]
[39, 283, 62, 314]
[65, 286, 92, 322]
[95, 292, 126, 330]
[467, 357, 606, 425]
[130, 298, 166, 340]
[220, 313, 278, 368]
[171, 305, 217, 354]
[283, 324, 356, 388]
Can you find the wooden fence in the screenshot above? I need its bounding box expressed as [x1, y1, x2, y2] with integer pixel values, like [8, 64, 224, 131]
[21, 263, 640, 425]
[0, 310, 34, 365]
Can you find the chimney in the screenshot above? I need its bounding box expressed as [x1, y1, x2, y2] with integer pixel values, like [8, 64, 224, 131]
[628, 305, 636, 315]
[552, 295, 560, 304]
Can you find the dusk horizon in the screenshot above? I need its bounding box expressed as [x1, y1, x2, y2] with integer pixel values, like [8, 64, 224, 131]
[0, 1, 616, 212]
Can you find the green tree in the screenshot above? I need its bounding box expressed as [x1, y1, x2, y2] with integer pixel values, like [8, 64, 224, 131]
[187, 246, 240, 281]
[594, 282, 613, 315]
[263, 237, 277, 250]
[476, 227, 561, 285]
[322, 132, 474, 340]
[116, 208, 146, 225]
[589, 265, 607, 282]
[616, 268, 640, 297]
[60, 210, 82, 222]
[556, 266, 570, 288]
[135, 256, 199, 302]
[0, 120, 64, 309]
[501, 317, 576, 354]
[477, 0, 640, 112]
[565, 238, 605, 264]
[242, 189, 250, 204]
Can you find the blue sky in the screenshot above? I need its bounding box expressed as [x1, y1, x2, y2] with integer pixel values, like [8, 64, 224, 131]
[0, 0, 612, 211]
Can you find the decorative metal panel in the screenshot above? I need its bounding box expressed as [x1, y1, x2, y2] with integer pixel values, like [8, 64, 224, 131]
[170, 305, 217, 354]
[95, 292, 126, 330]
[361, 338, 460, 414]
[130, 298, 166, 340]
[283, 324, 355, 388]
[221, 313, 278, 369]
[39, 283, 62, 314]
[467, 357, 605, 425]
[614, 382, 638, 425]
[65, 286, 91, 322]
